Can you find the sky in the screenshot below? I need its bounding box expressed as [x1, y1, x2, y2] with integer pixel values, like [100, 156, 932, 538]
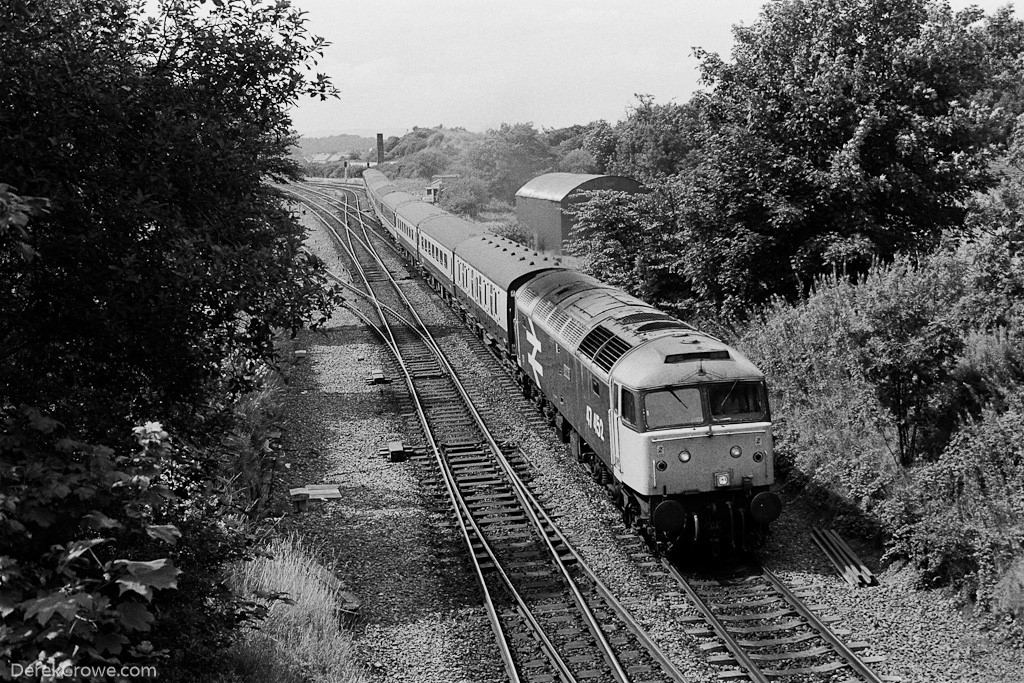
[288, 0, 1017, 138]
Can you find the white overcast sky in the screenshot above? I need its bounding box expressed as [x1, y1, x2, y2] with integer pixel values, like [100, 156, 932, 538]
[288, 1, 1017, 138]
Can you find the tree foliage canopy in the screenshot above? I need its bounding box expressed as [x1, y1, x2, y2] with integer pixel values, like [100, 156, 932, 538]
[465, 122, 555, 202]
[1, 0, 339, 676]
[572, 0, 1024, 318]
[0, 0, 339, 437]
[693, 0, 1005, 277]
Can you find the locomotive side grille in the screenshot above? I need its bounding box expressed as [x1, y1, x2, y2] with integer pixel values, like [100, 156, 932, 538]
[546, 307, 570, 330]
[534, 299, 555, 321]
[544, 307, 587, 348]
[561, 319, 587, 347]
[578, 325, 614, 358]
[579, 325, 633, 372]
[593, 335, 632, 372]
[517, 285, 540, 308]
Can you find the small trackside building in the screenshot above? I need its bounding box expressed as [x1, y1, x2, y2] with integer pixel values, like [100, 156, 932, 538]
[514, 173, 646, 254]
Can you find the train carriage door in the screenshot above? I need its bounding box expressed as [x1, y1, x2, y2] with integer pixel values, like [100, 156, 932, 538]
[610, 383, 622, 470]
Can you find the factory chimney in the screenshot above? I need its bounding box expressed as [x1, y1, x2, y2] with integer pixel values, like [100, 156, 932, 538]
[376, 134, 384, 165]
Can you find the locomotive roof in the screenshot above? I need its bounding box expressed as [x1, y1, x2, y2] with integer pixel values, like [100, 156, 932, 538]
[418, 213, 480, 251]
[613, 335, 764, 389]
[519, 269, 692, 346]
[515, 269, 762, 382]
[455, 235, 564, 290]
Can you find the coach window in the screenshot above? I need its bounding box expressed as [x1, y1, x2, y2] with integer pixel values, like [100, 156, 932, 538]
[591, 376, 601, 396]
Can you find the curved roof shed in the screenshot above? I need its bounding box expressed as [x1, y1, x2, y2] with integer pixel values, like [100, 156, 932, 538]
[515, 173, 645, 254]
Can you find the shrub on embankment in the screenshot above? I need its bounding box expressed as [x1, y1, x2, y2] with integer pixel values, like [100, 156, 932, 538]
[740, 238, 1024, 615]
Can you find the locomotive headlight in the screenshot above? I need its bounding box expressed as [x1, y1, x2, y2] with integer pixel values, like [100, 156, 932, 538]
[714, 471, 732, 488]
[729, 445, 742, 458]
[655, 460, 668, 471]
[678, 450, 691, 463]
[753, 451, 765, 463]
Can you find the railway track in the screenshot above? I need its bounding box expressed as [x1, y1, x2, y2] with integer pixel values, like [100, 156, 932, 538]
[283, 180, 890, 683]
[662, 561, 889, 682]
[282, 181, 689, 683]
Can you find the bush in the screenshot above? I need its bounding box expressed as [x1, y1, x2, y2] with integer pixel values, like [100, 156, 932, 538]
[438, 177, 489, 216]
[739, 276, 899, 513]
[880, 397, 1024, 613]
[741, 248, 1024, 613]
[1, 412, 184, 678]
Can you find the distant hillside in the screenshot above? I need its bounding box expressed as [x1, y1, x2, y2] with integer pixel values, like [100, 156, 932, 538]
[292, 134, 376, 161]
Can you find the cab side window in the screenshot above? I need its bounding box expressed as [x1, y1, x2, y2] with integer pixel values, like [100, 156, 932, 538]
[621, 389, 638, 427]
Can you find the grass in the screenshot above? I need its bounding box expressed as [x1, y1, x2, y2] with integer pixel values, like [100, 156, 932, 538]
[221, 534, 368, 683]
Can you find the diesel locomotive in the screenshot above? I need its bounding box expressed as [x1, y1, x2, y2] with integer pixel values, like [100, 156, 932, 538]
[359, 169, 782, 551]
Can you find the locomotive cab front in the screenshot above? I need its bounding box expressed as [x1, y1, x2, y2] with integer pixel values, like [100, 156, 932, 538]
[607, 340, 782, 549]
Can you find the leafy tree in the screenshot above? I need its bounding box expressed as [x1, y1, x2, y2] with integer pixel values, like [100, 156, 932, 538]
[686, 0, 1014, 304]
[566, 184, 692, 310]
[583, 120, 619, 174]
[465, 122, 555, 202]
[608, 95, 702, 179]
[404, 148, 451, 179]
[558, 149, 599, 174]
[0, 0, 339, 677]
[438, 177, 489, 216]
[0, 0, 339, 437]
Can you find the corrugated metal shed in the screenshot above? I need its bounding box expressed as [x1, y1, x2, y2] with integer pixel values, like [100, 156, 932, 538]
[514, 173, 646, 254]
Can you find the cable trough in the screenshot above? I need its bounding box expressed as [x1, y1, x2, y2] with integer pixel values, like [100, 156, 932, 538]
[283, 182, 690, 683]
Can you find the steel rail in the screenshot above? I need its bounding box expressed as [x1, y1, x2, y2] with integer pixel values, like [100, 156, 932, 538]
[319, 187, 591, 683]
[309, 228, 584, 683]
[331, 184, 633, 683]
[759, 566, 884, 683]
[662, 560, 770, 683]
[287, 188, 525, 683]
[296, 181, 690, 683]
[291, 187, 582, 683]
